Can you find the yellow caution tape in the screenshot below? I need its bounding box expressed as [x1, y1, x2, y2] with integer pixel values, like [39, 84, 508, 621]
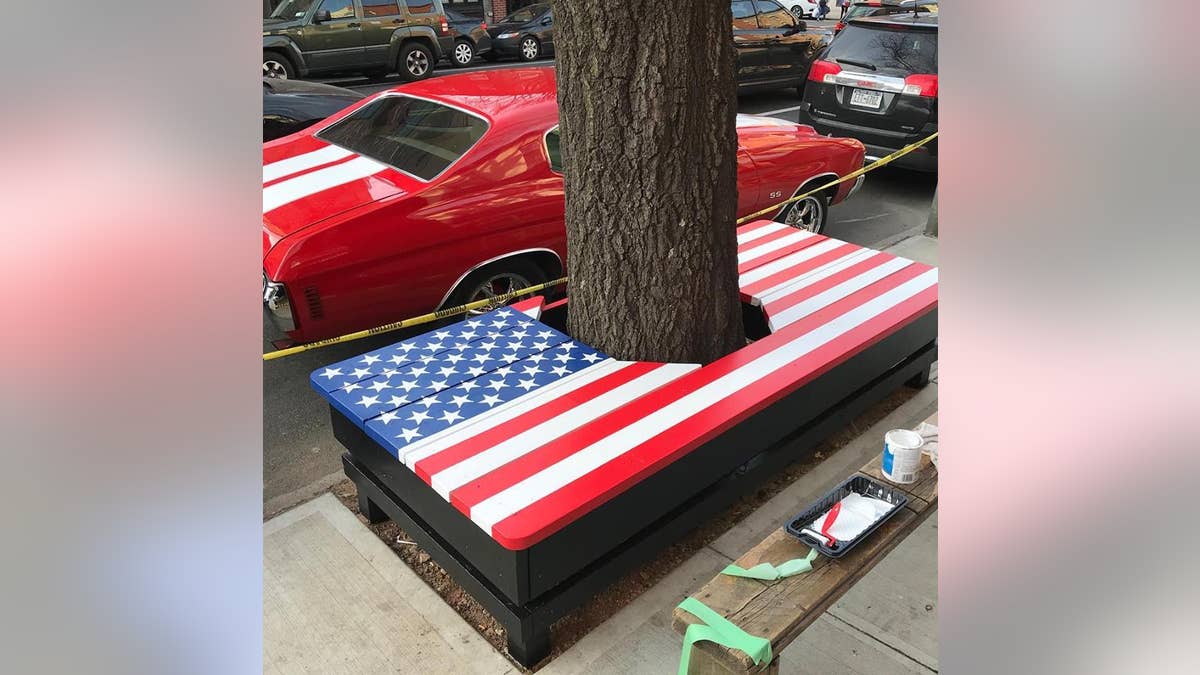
[262, 277, 568, 361]
[736, 130, 939, 226]
[263, 131, 938, 362]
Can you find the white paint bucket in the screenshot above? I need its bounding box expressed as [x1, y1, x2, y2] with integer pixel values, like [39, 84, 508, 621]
[882, 429, 924, 484]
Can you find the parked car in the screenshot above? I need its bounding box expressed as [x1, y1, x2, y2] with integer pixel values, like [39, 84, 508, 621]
[798, 13, 937, 171]
[733, 0, 828, 95]
[834, 0, 937, 34]
[484, 3, 554, 62]
[263, 0, 452, 82]
[777, 0, 821, 19]
[442, 9, 492, 67]
[262, 67, 865, 343]
[263, 77, 365, 142]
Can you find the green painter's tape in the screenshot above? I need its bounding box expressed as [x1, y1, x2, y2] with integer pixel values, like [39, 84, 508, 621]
[720, 548, 819, 581]
[676, 597, 772, 675]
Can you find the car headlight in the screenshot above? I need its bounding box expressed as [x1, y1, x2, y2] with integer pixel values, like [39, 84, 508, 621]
[498, 32, 518, 39]
[263, 274, 295, 331]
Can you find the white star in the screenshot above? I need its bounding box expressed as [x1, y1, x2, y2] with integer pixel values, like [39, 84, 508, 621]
[559, 341, 576, 350]
[397, 342, 417, 353]
[452, 341, 471, 350]
[516, 378, 538, 391]
[368, 380, 391, 393]
[459, 330, 477, 340]
[408, 409, 432, 424]
[490, 319, 507, 328]
[581, 352, 603, 363]
[350, 367, 372, 379]
[397, 427, 423, 442]
[554, 352, 573, 363]
[465, 319, 483, 329]
[449, 394, 471, 408]
[408, 367, 428, 377]
[466, 366, 486, 377]
[502, 352, 521, 363]
[376, 410, 400, 425]
[511, 329, 528, 339]
[439, 409, 464, 424]
[531, 340, 551, 351]
[319, 367, 343, 379]
[485, 378, 507, 392]
[522, 364, 541, 376]
[477, 340, 497, 351]
[537, 330, 555, 339]
[438, 366, 457, 377]
[459, 380, 479, 392]
[396, 380, 419, 392]
[471, 353, 491, 365]
[418, 397, 438, 409]
[387, 395, 408, 407]
[418, 354, 437, 364]
[389, 354, 407, 365]
[356, 395, 380, 408]
[551, 365, 570, 376]
[495, 366, 513, 377]
[480, 393, 503, 407]
[528, 353, 547, 363]
[496, 309, 512, 316]
[382, 368, 399, 377]
[361, 354, 381, 365]
[434, 330, 453, 340]
[425, 341, 444, 352]
[342, 382, 363, 393]
[445, 353, 465, 364]
[428, 379, 449, 392]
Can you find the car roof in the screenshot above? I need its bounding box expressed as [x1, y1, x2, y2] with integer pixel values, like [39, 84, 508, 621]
[380, 66, 558, 124]
[850, 13, 938, 28]
[262, 77, 365, 98]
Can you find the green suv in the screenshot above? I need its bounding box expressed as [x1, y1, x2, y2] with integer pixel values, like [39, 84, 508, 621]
[264, 0, 450, 82]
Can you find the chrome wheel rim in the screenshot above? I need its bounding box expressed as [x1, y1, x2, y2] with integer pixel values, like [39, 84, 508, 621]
[406, 50, 429, 76]
[783, 196, 824, 232]
[466, 273, 533, 315]
[454, 43, 473, 64]
[522, 38, 538, 60]
[790, 7, 805, 20]
[263, 60, 288, 79]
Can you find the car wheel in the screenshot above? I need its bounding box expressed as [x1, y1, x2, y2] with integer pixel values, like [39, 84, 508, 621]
[779, 191, 829, 234]
[446, 258, 548, 316]
[398, 42, 434, 82]
[263, 53, 294, 80]
[790, 7, 806, 21]
[519, 36, 541, 62]
[451, 40, 475, 67]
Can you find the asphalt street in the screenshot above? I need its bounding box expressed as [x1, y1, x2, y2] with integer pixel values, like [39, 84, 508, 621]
[264, 33, 937, 514]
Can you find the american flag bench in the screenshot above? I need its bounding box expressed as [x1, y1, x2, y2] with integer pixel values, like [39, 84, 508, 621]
[314, 220, 938, 667]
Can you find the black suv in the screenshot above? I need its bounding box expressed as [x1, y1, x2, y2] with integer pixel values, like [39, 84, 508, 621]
[733, 0, 827, 95]
[798, 13, 938, 171]
[263, 0, 452, 82]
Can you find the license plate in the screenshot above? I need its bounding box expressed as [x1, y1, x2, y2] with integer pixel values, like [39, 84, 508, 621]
[850, 88, 883, 109]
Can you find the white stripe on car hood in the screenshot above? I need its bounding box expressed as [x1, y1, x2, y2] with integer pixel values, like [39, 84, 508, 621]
[263, 145, 355, 184]
[262, 155, 388, 213]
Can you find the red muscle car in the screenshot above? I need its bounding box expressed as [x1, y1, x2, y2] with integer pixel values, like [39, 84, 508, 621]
[263, 67, 865, 343]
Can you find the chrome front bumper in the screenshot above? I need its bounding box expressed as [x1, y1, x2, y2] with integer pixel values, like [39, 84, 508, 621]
[263, 274, 295, 333]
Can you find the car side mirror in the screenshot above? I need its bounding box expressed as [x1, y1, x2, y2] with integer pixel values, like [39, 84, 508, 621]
[313, 9, 332, 24]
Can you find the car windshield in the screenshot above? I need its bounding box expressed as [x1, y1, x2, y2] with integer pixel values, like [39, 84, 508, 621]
[316, 95, 488, 181]
[827, 24, 937, 74]
[270, 0, 317, 19]
[500, 4, 547, 24]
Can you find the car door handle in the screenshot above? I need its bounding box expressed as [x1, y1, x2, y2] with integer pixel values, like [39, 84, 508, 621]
[392, 18, 405, 24]
[348, 22, 361, 27]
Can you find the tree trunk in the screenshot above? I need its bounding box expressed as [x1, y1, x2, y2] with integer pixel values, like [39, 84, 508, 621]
[556, 0, 746, 364]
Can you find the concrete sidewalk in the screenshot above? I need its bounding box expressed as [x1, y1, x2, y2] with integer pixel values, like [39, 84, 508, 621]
[264, 234, 939, 674]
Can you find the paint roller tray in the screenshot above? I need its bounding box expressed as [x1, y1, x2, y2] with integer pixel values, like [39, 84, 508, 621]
[785, 474, 909, 558]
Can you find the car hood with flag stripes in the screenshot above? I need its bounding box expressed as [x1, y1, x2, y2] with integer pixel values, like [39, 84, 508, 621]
[262, 135, 422, 247]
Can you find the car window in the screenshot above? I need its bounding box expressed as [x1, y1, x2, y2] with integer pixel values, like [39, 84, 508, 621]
[544, 127, 563, 173]
[362, 1, 401, 17]
[317, 95, 488, 181]
[732, 0, 759, 30]
[754, 0, 796, 29]
[318, 0, 355, 19]
[271, 0, 317, 19]
[404, 0, 437, 14]
[827, 24, 937, 73]
[500, 5, 546, 24]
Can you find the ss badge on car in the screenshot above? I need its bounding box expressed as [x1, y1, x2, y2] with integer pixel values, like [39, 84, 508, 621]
[769, 190, 783, 199]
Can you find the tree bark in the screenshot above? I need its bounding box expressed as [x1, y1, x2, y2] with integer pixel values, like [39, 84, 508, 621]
[556, 0, 746, 364]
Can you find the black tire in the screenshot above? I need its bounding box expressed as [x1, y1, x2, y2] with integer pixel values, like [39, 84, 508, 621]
[777, 187, 830, 234]
[790, 7, 806, 21]
[263, 52, 295, 80]
[450, 39, 475, 67]
[518, 36, 541, 62]
[397, 42, 434, 82]
[445, 258, 548, 314]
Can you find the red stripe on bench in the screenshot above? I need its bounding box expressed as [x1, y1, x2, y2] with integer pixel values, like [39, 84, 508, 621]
[739, 242, 864, 301]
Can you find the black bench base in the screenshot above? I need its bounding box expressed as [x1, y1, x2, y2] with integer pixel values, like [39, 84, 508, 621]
[338, 328, 936, 668]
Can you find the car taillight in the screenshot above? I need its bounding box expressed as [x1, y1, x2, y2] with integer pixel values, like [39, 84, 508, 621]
[440, 16, 449, 34]
[481, 21, 487, 30]
[902, 73, 938, 97]
[808, 60, 842, 84]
